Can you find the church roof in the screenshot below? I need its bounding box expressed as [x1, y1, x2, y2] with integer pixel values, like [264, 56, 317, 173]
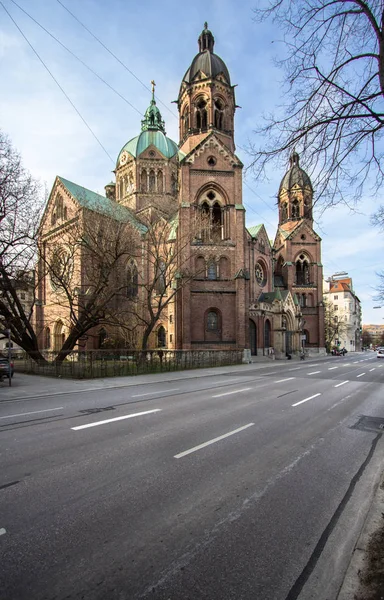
[118, 131, 179, 163]
[247, 224, 263, 238]
[58, 176, 146, 232]
[278, 151, 312, 195]
[180, 24, 231, 91]
[116, 89, 181, 164]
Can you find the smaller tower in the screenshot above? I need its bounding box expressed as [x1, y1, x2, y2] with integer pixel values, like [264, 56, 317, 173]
[278, 151, 313, 226]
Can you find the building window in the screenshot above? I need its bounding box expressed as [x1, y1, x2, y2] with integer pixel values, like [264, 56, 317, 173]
[295, 254, 309, 285]
[127, 260, 138, 298]
[292, 199, 300, 218]
[264, 319, 271, 348]
[44, 327, 51, 349]
[207, 261, 217, 280]
[157, 326, 166, 348]
[140, 169, 147, 192]
[98, 328, 107, 348]
[170, 334, 173, 343]
[255, 262, 266, 287]
[335, 305, 338, 311]
[149, 170, 156, 192]
[157, 170, 163, 193]
[207, 311, 219, 331]
[169, 315, 173, 324]
[334, 295, 338, 300]
[196, 98, 208, 130]
[214, 98, 225, 129]
[20, 293, 26, 300]
[156, 260, 166, 294]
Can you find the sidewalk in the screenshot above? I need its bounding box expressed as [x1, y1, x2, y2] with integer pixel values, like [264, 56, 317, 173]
[0, 358, 291, 403]
[337, 470, 384, 599]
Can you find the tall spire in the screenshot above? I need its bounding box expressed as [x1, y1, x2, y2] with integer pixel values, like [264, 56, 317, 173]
[141, 81, 166, 133]
[198, 22, 215, 53]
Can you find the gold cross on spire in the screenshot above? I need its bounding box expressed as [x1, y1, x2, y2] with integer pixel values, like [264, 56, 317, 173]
[151, 80, 156, 95]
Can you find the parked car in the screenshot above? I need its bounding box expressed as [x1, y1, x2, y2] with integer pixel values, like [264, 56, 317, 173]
[377, 348, 384, 358]
[0, 355, 14, 380]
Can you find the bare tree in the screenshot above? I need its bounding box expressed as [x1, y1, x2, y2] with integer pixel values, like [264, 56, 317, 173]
[128, 201, 211, 351]
[0, 130, 46, 361]
[323, 298, 348, 352]
[40, 209, 140, 362]
[362, 327, 373, 347]
[251, 0, 384, 208]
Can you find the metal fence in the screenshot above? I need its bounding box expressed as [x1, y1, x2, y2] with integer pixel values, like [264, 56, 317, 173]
[14, 349, 244, 379]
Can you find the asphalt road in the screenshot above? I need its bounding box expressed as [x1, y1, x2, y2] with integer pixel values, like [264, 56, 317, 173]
[0, 353, 383, 600]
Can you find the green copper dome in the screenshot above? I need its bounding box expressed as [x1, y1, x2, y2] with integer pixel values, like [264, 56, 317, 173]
[116, 88, 179, 164]
[278, 151, 313, 196]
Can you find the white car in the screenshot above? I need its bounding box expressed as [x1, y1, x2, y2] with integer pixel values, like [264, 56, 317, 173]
[377, 348, 384, 358]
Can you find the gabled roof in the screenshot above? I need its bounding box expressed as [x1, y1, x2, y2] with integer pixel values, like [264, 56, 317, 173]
[247, 224, 263, 238]
[181, 130, 243, 167]
[259, 289, 282, 303]
[277, 220, 322, 242]
[58, 176, 147, 233]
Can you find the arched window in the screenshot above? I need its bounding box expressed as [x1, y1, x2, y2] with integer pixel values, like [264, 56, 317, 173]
[292, 199, 300, 218]
[127, 171, 134, 194]
[214, 98, 225, 129]
[281, 202, 288, 221]
[182, 107, 189, 137]
[156, 260, 166, 294]
[63, 206, 68, 220]
[211, 202, 223, 242]
[219, 256, 229, 278]
[127, 260, 138, 298]
[207, 261, 217, 280]
[140, 169, 147, 192]
[54, 320, 64, 351]
[264, 319, 271, 348]
[44, 327, 51, 349]
[98, 328, 107, 348]
[207, 310, 219, 331]
[196, 99, 208, 130]
[171, 173, 177, 194]
[296, 254, 310, 285]
[157, 170, 163, 193]
[149, 170, 156, 192]
[304, 196, 311, 219]
[157, 326, 166, 348]
[195, 256, 206, 277]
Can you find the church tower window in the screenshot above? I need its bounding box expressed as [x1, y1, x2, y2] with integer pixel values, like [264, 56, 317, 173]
[171, 173, 177, 194]
[157, 170, 163, 193]
[196, 99, 208, 130]
[211, 202, 223, 242]
[281, 202, 288, 221]
[149, 169, 156, 192]
[296, 254, 310, 285]
[214, 98, 225, 130]
[292, 198, 300, 218]
[140, 169, 147, 192]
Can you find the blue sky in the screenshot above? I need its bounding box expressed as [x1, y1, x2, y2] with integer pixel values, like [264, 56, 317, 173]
[1, 0, 383, 324]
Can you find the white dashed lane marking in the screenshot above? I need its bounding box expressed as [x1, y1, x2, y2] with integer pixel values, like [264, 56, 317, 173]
[275, 377, 296, 383]
[212, 388, 251, 398]
[334, 381, 349, 387]
[357, 373, 365, 378]
[71, 409, 161, 430]
[308, 371, 321, 375]
[174, 423, 255, 459]
[0, 528, 6, 536]
[292, 393, 321, 407]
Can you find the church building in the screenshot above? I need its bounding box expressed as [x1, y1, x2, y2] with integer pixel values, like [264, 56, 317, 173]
[36, 25, 325, 359]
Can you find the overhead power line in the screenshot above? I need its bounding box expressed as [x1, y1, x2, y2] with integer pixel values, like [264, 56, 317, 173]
[1, 2, 114, 163]
[56, 0, 179, 120]
[10, 0, 143, 117]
